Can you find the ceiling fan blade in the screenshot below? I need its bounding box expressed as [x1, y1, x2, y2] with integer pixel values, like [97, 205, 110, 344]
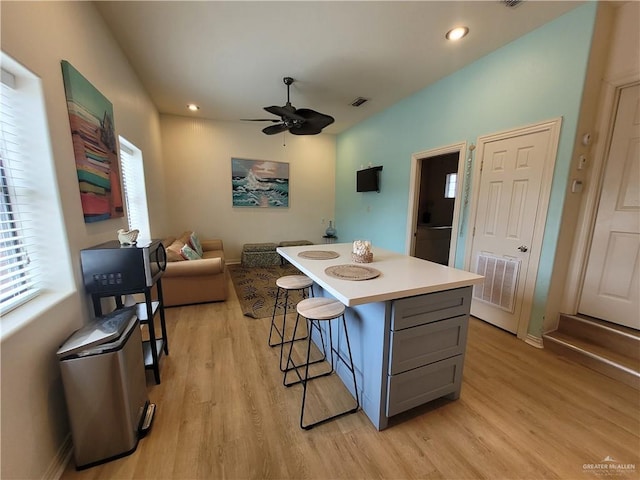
[294, 108, 335, 131]
[264, 105, 305, 122]
[241, 118, 281, 122]
[289, 124, 322, 135]
[262, 123, 290, 135]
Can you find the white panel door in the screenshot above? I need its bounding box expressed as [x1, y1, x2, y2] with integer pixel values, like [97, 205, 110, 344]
[580, 83, 640, 329]
[469, 128, 555, 334]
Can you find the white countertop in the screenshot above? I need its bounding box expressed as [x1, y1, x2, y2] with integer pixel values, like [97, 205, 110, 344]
[277, 243, 484, 307]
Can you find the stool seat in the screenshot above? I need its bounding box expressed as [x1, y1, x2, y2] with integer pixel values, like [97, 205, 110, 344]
[276, 275, 313, 290]
[297, 297, 345, 321]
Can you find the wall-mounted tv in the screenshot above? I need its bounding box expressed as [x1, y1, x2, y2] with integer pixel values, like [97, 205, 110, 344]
[356, 166, 383, 193]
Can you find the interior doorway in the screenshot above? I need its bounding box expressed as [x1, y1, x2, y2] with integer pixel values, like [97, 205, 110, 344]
[578, 82, 640, 329]
[464, 118, 562, 338]
[414, 153, 458, 264]
[406, 143, 466, 266]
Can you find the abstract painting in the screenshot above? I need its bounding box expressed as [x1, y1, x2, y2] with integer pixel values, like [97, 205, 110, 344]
[231, 158, 289, 208]
[61, 60, 123, 223]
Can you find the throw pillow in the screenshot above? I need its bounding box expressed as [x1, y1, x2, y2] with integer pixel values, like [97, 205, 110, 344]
[166, 239, 186, 262]
[178, 231, 192, 246]
[190, 232, 204, 257]
[180, 243, 202, 261]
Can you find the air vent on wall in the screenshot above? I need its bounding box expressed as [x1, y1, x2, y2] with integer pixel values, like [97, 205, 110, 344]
[473, 253, 520, 313]
[351, 97, 369, 107]
[501, 0, 524, 7]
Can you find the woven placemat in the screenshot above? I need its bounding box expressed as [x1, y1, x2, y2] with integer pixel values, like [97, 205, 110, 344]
[324, 264, 381, 281]
[298, 250, 340, 260]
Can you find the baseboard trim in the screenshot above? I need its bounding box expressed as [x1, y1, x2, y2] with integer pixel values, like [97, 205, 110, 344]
[525, 334, 544, 349]
[42, 434, 72, 480]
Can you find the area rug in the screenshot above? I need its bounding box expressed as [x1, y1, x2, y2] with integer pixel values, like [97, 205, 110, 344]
[228, 263, 306, 319]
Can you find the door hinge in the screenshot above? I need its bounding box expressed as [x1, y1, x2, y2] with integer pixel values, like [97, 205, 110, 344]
[480, 160, 483, 172]
[473, 226, 476, 236]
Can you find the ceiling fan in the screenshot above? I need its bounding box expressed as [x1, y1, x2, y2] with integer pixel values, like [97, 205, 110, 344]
[243, 77, 334, 135]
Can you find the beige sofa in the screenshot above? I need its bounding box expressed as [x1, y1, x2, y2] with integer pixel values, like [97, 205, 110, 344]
[160, 233, 228, 307]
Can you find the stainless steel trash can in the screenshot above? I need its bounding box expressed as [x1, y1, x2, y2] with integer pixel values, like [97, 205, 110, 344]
[57, 306, 155, 469]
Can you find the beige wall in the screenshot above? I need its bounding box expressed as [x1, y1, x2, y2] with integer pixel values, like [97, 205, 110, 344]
[0, 2, 333, 476]
[0, 2, 166, 478]
[604, 1, 640, 79]
[553, 0, 640, 328]
[160, 115, 336, 262]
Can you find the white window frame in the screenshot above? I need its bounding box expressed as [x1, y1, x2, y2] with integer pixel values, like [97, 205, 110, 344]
[119, 136, 151, 240]
[0, 52, 73, 335]
[0, 67, 39, 314]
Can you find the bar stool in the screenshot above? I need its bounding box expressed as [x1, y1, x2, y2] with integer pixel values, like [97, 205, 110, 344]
[268, 275, 318, 371]
[285, 297, 360, 430]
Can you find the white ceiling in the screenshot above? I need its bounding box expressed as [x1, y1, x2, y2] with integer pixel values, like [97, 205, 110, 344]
[95, 1, 582, 135]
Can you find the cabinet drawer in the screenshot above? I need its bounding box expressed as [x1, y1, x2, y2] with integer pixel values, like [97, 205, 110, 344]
[391, 287, 471, 331]
[388, 315, 467, 375]
[386, 355, 463, 417]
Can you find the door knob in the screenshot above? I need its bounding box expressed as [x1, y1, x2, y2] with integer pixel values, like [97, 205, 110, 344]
[518, 245, 528, 252]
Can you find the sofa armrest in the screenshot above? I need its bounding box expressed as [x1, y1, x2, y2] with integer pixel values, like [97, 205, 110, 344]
[164, 257, 224, 277]
[201, 239, 223, 251]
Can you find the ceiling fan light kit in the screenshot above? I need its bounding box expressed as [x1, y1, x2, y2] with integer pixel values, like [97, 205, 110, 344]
[244, 77, 334, 136]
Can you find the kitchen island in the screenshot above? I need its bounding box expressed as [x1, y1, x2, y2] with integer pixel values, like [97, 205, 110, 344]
[277, 243, 483, 430]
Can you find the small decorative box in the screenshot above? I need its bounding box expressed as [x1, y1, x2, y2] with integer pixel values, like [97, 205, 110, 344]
[352, 240, 373, 263]
[351, 252, 373, 263]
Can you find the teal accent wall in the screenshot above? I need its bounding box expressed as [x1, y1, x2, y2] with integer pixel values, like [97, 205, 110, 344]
[335, 2, 598, 337]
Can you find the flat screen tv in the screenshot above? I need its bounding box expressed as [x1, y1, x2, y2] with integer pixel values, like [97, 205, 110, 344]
[356, 166, 383, 193]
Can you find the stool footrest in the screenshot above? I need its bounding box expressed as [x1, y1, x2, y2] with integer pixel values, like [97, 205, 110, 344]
[302, 406, 359, 430]
[283, 361, 331, 386]
[268, 330, 309, 348]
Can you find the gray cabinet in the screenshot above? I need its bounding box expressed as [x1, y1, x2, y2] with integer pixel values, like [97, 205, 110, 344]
[312, 283, 473, 430]
[385, 287, 471, 417]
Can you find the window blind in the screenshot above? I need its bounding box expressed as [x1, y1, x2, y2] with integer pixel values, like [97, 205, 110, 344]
[0, 68, 41, 314]
[119, 138, 151, 239]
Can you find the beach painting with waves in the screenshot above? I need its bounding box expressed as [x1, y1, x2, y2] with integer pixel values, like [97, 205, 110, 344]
[231, 158, 289, 208]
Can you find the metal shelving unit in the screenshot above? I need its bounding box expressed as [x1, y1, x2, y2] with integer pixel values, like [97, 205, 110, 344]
[90, 278, 168, 384]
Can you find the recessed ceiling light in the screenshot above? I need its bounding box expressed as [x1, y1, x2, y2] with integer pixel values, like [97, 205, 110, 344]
[187, 104, 200, 112]
[446, 26, 469, 41]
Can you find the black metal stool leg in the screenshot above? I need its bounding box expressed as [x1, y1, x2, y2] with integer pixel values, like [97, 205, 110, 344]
[271, 286, 311, 353]
[340, 314, 360, 412]
[300, 314, 359, 430]
[277, 289, 290, 369]
[268, 287, 283, 347]
[283, 315, 331, 387]
[279, 287, 318, 371]
[283, 313, 303, 386]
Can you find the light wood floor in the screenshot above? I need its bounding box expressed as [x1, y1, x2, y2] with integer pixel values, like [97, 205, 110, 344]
[62, 273, 640, 479]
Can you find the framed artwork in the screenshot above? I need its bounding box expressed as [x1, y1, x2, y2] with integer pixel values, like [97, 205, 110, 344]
[61, 60, 123, 223]
[231, 158, 289, 208]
